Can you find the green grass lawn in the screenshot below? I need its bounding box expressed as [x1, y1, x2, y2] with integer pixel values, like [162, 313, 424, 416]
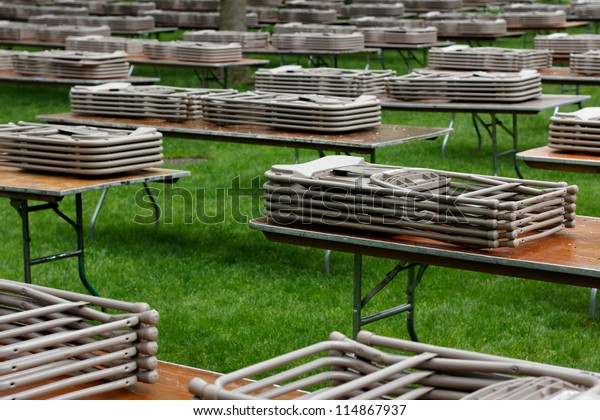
[1, 30, 600, 378]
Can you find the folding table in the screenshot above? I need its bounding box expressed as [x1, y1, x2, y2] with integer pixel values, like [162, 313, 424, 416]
[249, 216, 600, 340]
[0, 167, 189, 295]
[379, 94, 590, 176]
[36, 112, 452, 163]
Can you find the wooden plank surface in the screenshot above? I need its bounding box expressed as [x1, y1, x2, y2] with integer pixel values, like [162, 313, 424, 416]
[517, 146, 600, 173]
[0, 167, 190, 197]
[250, 216, 600, 288]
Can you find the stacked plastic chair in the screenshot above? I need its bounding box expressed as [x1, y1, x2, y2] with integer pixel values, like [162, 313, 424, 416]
[498, 11, 567, 28]
[0, 50, 13, 70]
[35, 25, 112, 42]
[426, 18, 508, 37]
[428, 45, 552, 71]
[263, 156, 577, 249]
[65, 35, 145, 55]
[0, 122, 163, 176]
[548, 107, 600, 153]
[254, 65, 396, 96]
[0, 278, 160, 399]
[29, 15, 156, 32]
[189, 330, 600, 400]
[0, 21, 39, 40]
[141, 40, 242, 62]
[570, 50, 600, 75]
[341, 2, 405, 17]
[201, 91, 381, 133]
[350, 16, 425, 28]
[401, 0, 463, 12]
[387, 69, 542, 103]
[570, 0, 600, 19]
[272, 32, 365, 50]
[12, 50, 130, 79]
[183, 30, 270, 49]
[103, 1, 157, 15]
[70, 82, 233, 121]
[277, 8, 338, 24]
[360, 26, 438, 44]
[534, 33, 600, 55]
[273, 22, 358, 34]
[153, 0, 220, 11]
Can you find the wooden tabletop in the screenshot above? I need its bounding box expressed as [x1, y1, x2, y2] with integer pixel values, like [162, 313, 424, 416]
[517, 145, 600, 173]
[36, 113, 452, 155]
[0, 167, 190, 198]
[250, 216, 600, 288]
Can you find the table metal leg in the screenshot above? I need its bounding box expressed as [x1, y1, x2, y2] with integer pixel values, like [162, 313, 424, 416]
[352, 254, 429, 340]
[10, 195, 99, 296]
[91, 184, 160, 241]
[591, 288, 598, 321]
[471, 113, 522, 177]
[441, 113, 455, 159]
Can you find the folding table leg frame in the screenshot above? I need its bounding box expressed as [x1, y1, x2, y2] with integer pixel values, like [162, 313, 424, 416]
[353, 254, 429, 342]
[90, 182, 161, 240]
[10, 193, 100, 297]
[471, 112, 523, 178]
[193, 68, 229, 89]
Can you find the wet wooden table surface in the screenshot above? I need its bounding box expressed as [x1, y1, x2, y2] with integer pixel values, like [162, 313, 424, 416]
[517, 146, 600, 174]
[37, 112, 452, 159]
[250, 216, 600, 288]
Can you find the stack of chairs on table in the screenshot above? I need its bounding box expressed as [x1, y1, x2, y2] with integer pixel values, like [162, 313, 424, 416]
[271, 32, 365, 50]
[340, 2, 405, 18]
[401, 0, 464, 12]
[65, 35, 145, 55]
[498, 10, 567, 28]
[0, 278, 160, 399]
[36, 25, 112, 42]
[29, 15, 156, 32]
[69, 82, 233, 121]
[350, 16, 425, 28]
[360, 26, 438, 44]
[570, 50, 600, 75]
[285, 1, 344, 13]
[153, 0, 220, 11]
[569, 0, 600, 19]
[139, 10, 258, 28]
[189, 330, 600, 400]
[12, 50, 130, 79]
[201, 91, 382, 133]
[263, 155, 577, 249]
[534, 33, 600, 55]
[102, 1, 157, 15]
[140, 40, 242, 62]
[277, 8, 338, 24]
[0, 122, 164, 175]
[428, 45, 553, 71]
[274, 22, 358, 34]
[0, 50, 13, 70]
[183, 29, 270, 49]
[254, 65, 395, 96]
[425, 16, 508, 37]
[386, 69, 543, 103]
[0, 21, 39, 40]
[548, 107, 600, 154]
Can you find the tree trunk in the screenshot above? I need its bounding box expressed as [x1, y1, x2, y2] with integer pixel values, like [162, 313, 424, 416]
[219, 0, 248, 31]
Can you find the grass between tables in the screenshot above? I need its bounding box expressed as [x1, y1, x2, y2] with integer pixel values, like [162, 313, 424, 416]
[1, 29, 600, 376]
